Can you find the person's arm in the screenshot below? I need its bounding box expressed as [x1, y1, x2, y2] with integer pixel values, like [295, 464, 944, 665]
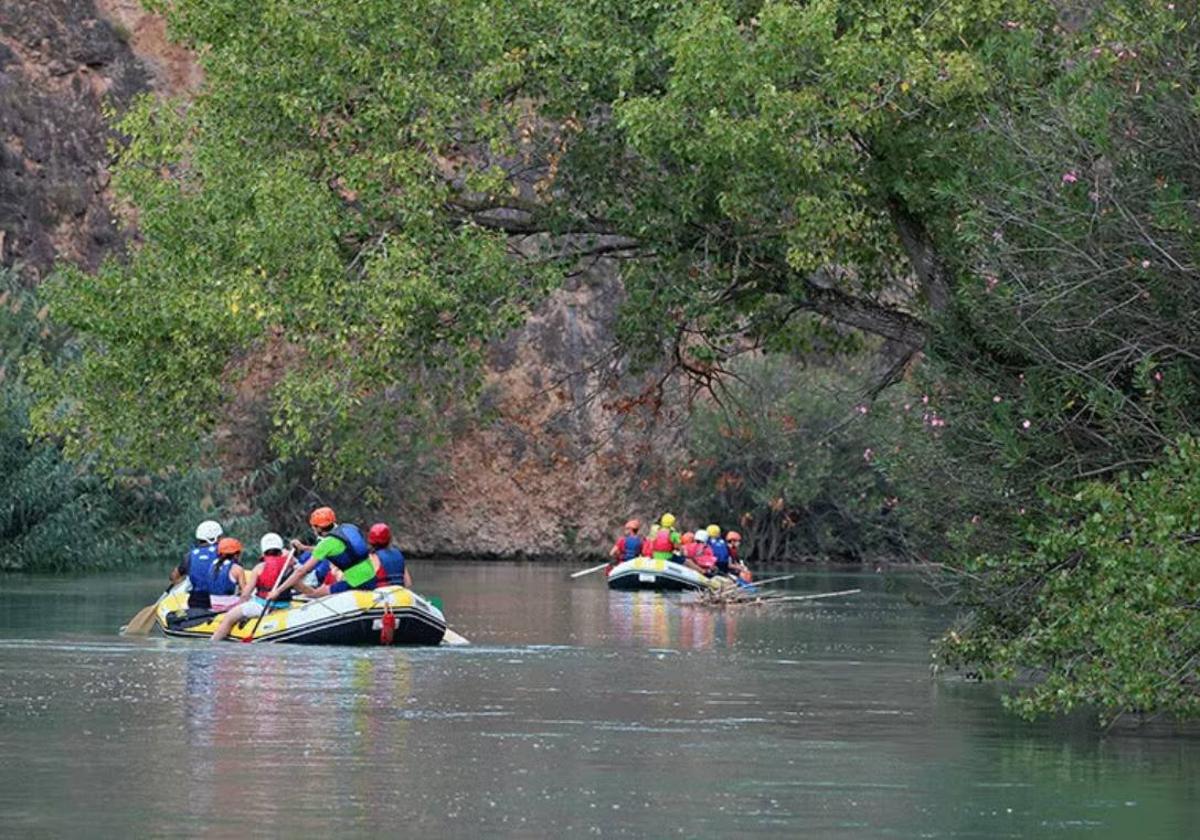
[269, 555, 318, 600]
[239, 565, 260, 600]
[170, 554, 189, 585]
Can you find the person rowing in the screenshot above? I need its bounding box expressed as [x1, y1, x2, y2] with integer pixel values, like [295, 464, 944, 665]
[608, 519, 643, 573]
[268, 506, 375, 601]
[649, 513, 680, 561]
[368, 522, 411, 588]
[210, 532, 307, 642]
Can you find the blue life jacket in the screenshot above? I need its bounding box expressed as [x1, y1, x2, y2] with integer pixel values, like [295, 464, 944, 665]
[375, 547, 406, 585]
[710, 537, 731, 571]
[324, 524, 370, 571]
[622, 535, 643, 562]
[185, 543, 219, 594]
[208, 559, 239, 596]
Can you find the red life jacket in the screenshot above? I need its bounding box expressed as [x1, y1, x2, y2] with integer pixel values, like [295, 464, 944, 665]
[255, 553, 292, 600]
[652, 529, 674, 555]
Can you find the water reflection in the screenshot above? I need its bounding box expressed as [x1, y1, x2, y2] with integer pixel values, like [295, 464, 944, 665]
[606, 592, 740, 650]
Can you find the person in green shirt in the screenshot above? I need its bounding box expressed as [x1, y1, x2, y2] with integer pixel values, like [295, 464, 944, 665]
[268, 506, 376, 600]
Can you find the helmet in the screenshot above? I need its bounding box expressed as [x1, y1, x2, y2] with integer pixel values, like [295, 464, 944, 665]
[660, 513, 676, 529]
[726, 531, 742, 542]
[260, 532, 284, 553]
[625, 519, 640, 532]
[680, 532, 694, 545]
[309, 506, 336, 529]
[706, 524, 720, 538]
[195, 520, 223, 544]
[217, 537, 243, 557]
[367, 522, 391, 547]
[694, 529, 709, 543]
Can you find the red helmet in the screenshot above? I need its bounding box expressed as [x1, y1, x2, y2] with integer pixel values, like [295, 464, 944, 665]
[726, 531, 742, 542]
[367, 522, 391, 547]
[625, 519, 640, 532]
[217, 537, 243, 557]
[309, 506, 336, 528]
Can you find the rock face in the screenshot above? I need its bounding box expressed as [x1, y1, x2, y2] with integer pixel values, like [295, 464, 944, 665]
[0, 1, 200, 278]
[0, 1, 148, 277]
[0, 2, 676, 558]
[391, 261, 681, 560]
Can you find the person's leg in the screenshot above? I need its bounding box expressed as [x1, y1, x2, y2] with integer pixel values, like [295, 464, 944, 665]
[211, 604, 247, 642]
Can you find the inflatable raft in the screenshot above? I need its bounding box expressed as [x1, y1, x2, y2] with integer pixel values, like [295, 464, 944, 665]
[155, 584, 447, 645]
[606, 557, 725, 592]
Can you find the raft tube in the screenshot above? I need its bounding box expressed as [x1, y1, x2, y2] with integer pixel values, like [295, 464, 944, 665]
[606, 557, 724, 592]
[155, 584, 447, 645]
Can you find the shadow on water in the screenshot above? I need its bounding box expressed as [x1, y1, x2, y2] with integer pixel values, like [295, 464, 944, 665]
[0, 563, 1197, 837]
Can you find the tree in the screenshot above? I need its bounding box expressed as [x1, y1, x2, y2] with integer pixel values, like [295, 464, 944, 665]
[30, 0, 1048, 482]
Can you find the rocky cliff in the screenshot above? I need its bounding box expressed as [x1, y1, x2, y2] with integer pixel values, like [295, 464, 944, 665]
[0, 2, 675, 558]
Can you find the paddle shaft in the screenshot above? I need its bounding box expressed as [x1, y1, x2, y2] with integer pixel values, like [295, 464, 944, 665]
[744, 574, 795, 588]
[570, 562, 609, 579]
[762, 588, 862, 602]
[242, 550, 295, 643]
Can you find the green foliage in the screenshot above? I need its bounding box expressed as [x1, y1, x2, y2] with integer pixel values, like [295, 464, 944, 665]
[0, 270, 262, 572]
[669, 357, 910, 562]
[937, 438, 1200, 722]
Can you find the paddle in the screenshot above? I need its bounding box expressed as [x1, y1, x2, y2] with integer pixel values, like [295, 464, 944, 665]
[760, 588, 862, 603]
[442, 628, 471, 646]
[743, 574, 795, 589]
[121, 585, 174, 636]
[241, 549, 294, 644]
[570, 562, 609, 579]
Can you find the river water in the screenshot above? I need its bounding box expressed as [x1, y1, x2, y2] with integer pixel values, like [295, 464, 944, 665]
[0, 564, 1195, 838]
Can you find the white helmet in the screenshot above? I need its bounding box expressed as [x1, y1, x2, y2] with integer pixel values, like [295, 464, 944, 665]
[260, 532, 284, 553]
[694, 529, 709, 543]
[195, 520, 223, 544]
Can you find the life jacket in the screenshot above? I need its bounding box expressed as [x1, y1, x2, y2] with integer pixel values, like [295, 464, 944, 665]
[681, 542, 701, 561]
[185, 543, 219, 594]
[622, 535, 643, 562]
[710, 537, 731, 571]
[323, 524, 375, 588]
[255, 553, 293, 601]
[208, 559, 239, 596]
[651, 528, 675, 560]
[696, 546, 717, 571]
[373, 547, 407, 586]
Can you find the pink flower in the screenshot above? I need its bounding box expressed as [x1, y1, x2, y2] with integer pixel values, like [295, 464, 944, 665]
[1002, 20, 1021, 29]
[1061, 171, 1078, 184]
[970, 515, 980, 525]
[863, 448, 874, 463]
[1153, 370, 1163, 382]
[1021, 419, 1031, 429]
[984, 274, 999, 292]
[855, 404, 869, 415]
[921, 394, 930, 405]
[1141, 259, 1151, 268]
[903, 403, 911, 412]
[993, 395, 1002, 403]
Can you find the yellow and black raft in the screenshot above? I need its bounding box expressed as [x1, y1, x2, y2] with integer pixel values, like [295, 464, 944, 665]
[155, 585, 447, 645]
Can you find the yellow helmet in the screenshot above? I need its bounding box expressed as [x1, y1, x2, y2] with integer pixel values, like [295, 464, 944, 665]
[707, 524, 720, 538]
[660, 513, 676, 529]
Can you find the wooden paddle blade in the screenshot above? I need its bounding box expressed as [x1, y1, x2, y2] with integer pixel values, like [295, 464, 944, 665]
[120, 604, 159, 636]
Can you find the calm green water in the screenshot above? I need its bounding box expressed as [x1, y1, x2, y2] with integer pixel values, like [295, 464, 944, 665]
[0, 564, 1196, 838]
